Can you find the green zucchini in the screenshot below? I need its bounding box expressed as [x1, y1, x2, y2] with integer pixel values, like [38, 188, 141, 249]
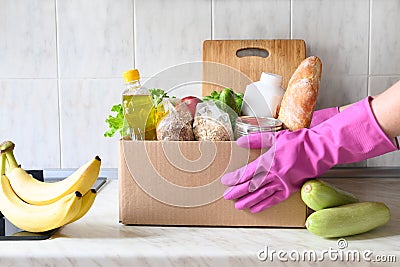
[306, 202, 390, 238]
[301, 179, 358, 211]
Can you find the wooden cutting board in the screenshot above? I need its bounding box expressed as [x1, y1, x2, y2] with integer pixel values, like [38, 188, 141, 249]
[202, 40, 306, 96]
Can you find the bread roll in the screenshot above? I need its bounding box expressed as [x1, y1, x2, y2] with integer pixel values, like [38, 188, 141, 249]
[278, 56, 322, 131]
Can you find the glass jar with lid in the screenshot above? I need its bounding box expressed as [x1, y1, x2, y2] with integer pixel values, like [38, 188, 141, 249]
[234, 116, 282, 140]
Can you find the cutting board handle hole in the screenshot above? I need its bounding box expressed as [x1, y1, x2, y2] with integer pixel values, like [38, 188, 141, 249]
[236, 48, 269, 58]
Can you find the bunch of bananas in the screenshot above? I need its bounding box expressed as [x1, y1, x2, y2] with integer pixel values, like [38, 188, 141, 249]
[0, 141, 101, 233]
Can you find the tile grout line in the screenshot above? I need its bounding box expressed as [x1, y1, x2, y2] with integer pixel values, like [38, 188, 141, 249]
[366, 0, 372, 167]
[290, 0, 293, 39]
[54, 0, 62, 169]
[367, 0, 372, 93]
[132, 0, 136, 68]
[0, 77, 143, 80]
[211, 0, 214, 40]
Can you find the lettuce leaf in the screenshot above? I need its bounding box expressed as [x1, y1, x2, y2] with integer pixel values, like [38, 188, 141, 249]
[104, 104, 127, 137]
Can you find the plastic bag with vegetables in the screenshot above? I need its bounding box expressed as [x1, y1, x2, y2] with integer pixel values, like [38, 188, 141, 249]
[203, 87, 243, 129]
[203, 87, 244, 116]
[193, 101, 235, 141]
[156, 99, 194, 141]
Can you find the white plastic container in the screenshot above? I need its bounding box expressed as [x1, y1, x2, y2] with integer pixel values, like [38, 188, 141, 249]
[241, 72, 285, 118]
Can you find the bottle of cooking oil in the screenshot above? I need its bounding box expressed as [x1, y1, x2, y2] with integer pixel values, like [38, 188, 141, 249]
[122, 69, 157, 140]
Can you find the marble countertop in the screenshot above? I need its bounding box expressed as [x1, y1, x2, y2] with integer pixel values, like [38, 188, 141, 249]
[0, 178, 399, 267]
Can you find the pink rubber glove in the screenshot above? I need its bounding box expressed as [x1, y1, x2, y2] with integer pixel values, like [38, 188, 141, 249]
[310, 107, 339, 127]
[222, 97, 398, 213]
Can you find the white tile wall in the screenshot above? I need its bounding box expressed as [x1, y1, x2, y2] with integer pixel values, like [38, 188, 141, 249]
[56, 0, 134, 78]
[142, 61, 204, 98]
[370, 0, 400, 75]
[134, 0, 211, 77]
[0, 79, 60, 168]
[213, 0, 290, 39]
[59, 78, 122, 168]
[0, 0, 57, 78]
[292, 0, 370, 109]
[0, 0, 399, 169]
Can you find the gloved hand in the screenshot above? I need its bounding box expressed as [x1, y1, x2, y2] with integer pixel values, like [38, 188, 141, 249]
[310, 107, 339, 127]
[222, 97, 398, 213]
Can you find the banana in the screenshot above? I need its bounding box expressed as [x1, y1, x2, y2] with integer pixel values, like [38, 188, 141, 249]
[69, 189, 97, 224]
[0, 154, 82, 233]
[0, 141, 101, 205]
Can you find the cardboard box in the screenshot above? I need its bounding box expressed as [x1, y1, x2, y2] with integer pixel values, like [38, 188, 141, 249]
[119, 39, 309, 227]
[119, 140, 309, 227]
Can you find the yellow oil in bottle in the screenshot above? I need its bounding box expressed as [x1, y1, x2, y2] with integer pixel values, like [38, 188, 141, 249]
[121, 69, 157, 140]
[122, 94, 157, 140]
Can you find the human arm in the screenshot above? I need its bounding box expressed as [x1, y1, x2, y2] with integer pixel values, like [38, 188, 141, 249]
[371, 81, 400, 138]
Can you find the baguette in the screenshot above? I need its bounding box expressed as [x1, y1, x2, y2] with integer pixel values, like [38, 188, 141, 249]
[278, 56, 322, 131]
